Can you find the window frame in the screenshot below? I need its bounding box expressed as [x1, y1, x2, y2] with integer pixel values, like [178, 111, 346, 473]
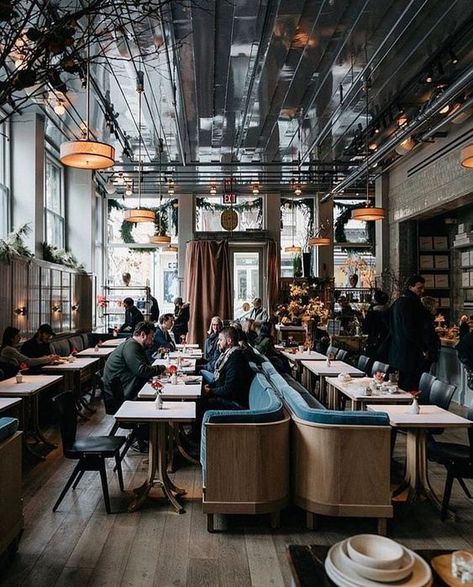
[44, 153, 65, 248]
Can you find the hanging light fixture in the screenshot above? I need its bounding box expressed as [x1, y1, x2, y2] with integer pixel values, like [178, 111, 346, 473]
[149, 115, 170, 245]
[252, 182, 260, 195]
[460, 145, 473, 168]
[168, 179, 175, 195]
[60, 12, 115, 170]
[352, 72, 385, 222]
[284, 197, 301, 254]
[163, 244, 178, 252]
[210, 184, 217, 195]
[125, 71, 155, 224]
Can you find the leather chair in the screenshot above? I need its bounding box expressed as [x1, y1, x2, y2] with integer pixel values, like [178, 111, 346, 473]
[326, 346, 339, 358]
[428, 405, 473, 520]
[357, 355, 373, 375]
[105, 378, 140, 463]
[371, 361, 390, 378]
[418, 372, 436, 404]
[69, 335, 85, 352]
[50, 339, 71, 357]
[429, 379, 456, 411]
[336, 349, 348, 362]
[52, 391, 126, 514]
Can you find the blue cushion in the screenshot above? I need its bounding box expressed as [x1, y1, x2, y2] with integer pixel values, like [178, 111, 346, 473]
[0, 417, 19, 443]
[280, 373, 326, 410]
[261, 360, 277, 378]
[200, 374, 284, 471]
[281, 384, 390, 426]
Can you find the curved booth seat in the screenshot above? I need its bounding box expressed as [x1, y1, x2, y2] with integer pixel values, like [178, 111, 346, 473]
[277, 375, 393, 535]
[201, 374, 289, 531]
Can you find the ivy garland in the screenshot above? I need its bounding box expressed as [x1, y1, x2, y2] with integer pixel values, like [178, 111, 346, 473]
[334, 204, 375, 254]
[195, 196, 263, 226]
[109, 198, 179, 252]
[280, 198, 315, 251]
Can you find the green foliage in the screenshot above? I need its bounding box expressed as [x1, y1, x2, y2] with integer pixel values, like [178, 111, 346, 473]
[334, 204, 375, 254]
[195, 196, 263, 226]
[280, 198, 315, 251]
[42, 242, 85, 272]
[0, 223, 33, 263]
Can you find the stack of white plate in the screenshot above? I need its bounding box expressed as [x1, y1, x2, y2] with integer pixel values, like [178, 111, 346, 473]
[324, 534, 432, 587]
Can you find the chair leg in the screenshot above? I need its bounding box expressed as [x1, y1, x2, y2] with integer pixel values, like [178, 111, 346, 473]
[98, 461, 111, 514]
[120, 432, 136, 462]
[108, 422, 120, 436]
[72, 470, 85, 490]
[207, 513, 214, 533]
[270, 511, 280, 529]
[458, 478, 472, 499]
[441, 471, 455, 521]
[377, 518, 388, 536]
[53, 462, 82, 512]
[115, 454, 124, 491]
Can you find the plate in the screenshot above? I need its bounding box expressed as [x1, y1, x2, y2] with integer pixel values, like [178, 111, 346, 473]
[326, 541, 432, 587]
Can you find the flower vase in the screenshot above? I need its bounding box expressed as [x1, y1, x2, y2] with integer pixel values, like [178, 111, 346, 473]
[408, 397, 420, 414]
[155, 392, 163, 410]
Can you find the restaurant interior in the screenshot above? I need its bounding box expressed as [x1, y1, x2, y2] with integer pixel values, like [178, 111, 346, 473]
[2, 1, 473, 585]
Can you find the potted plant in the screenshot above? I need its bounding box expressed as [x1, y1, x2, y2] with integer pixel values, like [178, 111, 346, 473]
[293, 254, 303, 277]
[150, 210, 171, 245]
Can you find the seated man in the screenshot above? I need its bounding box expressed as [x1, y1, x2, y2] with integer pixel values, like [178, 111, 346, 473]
[119, 298, 144, 333]
[192, 327, 254, 439]
[21, 323, 55, 357]
[248, 297, 268, 325]
[150, 313, 176, 357]
[103, 321, 166, 411]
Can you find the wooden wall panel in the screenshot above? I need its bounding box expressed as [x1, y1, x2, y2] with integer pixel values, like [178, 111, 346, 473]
[0, 263, 12, 337]
[11, 260, 28, 333]
[28, 262, 41, 336]
[40, 266, 51, 329]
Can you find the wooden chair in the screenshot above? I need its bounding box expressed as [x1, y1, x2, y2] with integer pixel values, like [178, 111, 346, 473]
[52, 391, 126, 514]
[428, 405, 473, 520]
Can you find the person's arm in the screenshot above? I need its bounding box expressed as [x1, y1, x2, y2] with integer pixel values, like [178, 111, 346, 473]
[210, 354, 240, 400]
[123, 343, 164, 379]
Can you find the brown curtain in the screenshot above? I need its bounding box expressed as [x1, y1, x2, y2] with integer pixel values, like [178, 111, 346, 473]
[266, 239, 280, 314]
[184, 240, 232, 346]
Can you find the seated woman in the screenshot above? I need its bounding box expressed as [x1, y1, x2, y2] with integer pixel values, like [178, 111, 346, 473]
[253, 321, 274, 355]
[200, 316, 223, 384]
[0, 327, 59, 369]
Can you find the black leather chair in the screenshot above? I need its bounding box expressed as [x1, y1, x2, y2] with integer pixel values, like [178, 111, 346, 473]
[326, 346, 339, 358]
[52, 391, 126, 514]
[429, 379, 456, 411]
[50, 339, 71, 357]
[357, 355, 372, 375]
[336, 349, 348, 362]
[69, 335, 85, 352]
[371, 361, 390, 378]
[418, 372, 436, 404]
[428, 405, 473, 520]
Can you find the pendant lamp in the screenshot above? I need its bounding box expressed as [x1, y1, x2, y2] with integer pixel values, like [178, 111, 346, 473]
[60, 14, 115, 170]
[149, 116, 171, 244]
[351, 74, 385, 222]
[460, 145, 473, 168]
[125, 71, 155, 224]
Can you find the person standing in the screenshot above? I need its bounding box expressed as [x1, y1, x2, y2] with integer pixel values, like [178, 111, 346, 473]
[144, 286, 160, 322]
[119, 298, 144, 333]
[421, 296, 441, 374]
[173, 297, 190, 342]
[363, 290, 390, 359]
[387, 275, 426, 390]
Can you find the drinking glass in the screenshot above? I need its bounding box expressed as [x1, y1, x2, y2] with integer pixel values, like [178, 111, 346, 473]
[452, 551, 473, 579]
[389, 371, 399, 385]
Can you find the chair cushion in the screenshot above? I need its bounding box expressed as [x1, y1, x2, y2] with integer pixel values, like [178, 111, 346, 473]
[51, 339, 72, 357]
[68, 435, 126, 456]
[0, 417, 19, 443]
[69, 336, 84, 352]
[280, 373, 326, 410]
[261, 360, 278, 377]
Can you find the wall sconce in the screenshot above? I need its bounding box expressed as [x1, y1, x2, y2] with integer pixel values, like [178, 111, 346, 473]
[71, 304, 80, 312]
[51, 305, 62, 313]
[14, 306, 27, 316]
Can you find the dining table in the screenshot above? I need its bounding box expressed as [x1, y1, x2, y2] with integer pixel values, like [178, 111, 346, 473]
[100, 338, 125, 347]
[0, 397, 22, 414]
[138, 377, 203, 400]
[300, 360, 365, 404]
[152, 357, 197, 373]
[281, 350, 328, 384]
[114, 400, 196, 513]
[169, 350, 203, 360]
[367, 404, 473, 510]
[325, 377, 413, 410]
[0, 375, 63, 458]
[76, 347, 115, 358]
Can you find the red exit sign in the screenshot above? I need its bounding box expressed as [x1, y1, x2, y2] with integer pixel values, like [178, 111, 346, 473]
[222, 193, 236, 204]
[222, 178, 236, 203]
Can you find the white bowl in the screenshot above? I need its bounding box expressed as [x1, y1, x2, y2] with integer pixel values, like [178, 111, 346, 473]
[340, 540, 415, 582]
[346, 534, 405, 570]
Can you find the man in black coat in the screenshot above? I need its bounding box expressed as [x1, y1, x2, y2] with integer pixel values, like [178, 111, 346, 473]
[119, 298, 144, 333]
[387, 275, 426, 390]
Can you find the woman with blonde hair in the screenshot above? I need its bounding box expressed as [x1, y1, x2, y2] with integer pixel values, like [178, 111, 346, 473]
[200, 316, 223, 384]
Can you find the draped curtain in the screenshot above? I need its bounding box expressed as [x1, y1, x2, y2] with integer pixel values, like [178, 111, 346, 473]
[184, 240, 232, 346]
[266, 239, 280, 314]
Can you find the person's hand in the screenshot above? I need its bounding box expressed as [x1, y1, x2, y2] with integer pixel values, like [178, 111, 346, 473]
[203, 384, 213, 397]
[48, 354, 60, 363]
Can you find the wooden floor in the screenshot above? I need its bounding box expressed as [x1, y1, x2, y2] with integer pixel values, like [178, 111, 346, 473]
[1, 403, 473, 587]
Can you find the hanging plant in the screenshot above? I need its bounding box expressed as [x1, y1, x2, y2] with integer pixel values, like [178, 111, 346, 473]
[334, 204, 375, 254]
[280, 198, 315, 251]
[42, 242, 85, 271]
[0, 223, 34, 264]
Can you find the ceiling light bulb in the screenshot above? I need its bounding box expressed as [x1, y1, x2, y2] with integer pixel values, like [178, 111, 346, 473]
[116, 173, 125, 186]
[125, 184, 133, 196]
[294, 186, 302, 196]
[368, 143, 377, 151]
[54, 103, 65, 115]
[252, 184, 260, 195]
[210, 185, 217, 195]
[439, 104, 450, 114]
[105, 180, 117, 194]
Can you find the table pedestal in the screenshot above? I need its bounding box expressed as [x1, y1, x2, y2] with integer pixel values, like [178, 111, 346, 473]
[128, 422, 186, 513]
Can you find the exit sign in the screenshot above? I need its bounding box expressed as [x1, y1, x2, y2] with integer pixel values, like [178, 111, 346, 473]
[222, 177, 236, 204]
[222, 193, 236, 204]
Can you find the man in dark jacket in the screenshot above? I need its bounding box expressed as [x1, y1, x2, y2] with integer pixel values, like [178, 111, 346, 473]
[173, 297, 190, 342]
[150, 313, 176, 356]
[21, 323, 55, 357]
[119, 298, 144, 333]
[103, 321, 165, 411]
[387, 275, 426, 390]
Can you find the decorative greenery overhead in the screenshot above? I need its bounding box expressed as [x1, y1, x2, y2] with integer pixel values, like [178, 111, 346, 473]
[334, 203, 375, 254]
[195, 196, 263, 226]
[280, 198, 315, 251]
[0, 224, 33, 264]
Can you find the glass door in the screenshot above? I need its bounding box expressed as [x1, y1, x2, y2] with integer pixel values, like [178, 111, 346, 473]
[231, 248, 264, 320]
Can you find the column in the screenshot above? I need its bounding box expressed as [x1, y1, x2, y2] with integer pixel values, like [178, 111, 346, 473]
[66, 168, 95, 271]
[316, 194, 334, 278]
[178, 193, 194, 297]
[375, 174, 389, 276]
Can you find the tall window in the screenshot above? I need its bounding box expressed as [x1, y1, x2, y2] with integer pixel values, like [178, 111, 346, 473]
[0, 119, 10, 239]
[45, 157, 65, 248]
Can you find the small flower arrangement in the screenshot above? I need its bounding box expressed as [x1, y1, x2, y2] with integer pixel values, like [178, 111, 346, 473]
[19, 362, 28, 373]
[151, 378, 163, 391]
[373, 371, 385, 384]
[167, 364, 178, 374]
[409, 390, 422, 399]
[96, 295, 109, 308]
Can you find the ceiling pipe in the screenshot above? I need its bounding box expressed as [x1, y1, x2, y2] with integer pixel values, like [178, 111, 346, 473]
[320, 63, 473, 202]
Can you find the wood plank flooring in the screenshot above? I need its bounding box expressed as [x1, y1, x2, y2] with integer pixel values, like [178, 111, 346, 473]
[1, 403, 473, 586]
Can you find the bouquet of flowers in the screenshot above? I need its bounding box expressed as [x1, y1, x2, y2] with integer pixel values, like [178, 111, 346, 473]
[167, 364, 178, 375]
[19, 362, 28, 373]
[150, 378, 163, 391]
[96, 295, 108, 308]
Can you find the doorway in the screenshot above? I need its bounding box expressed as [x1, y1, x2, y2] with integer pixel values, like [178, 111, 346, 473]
[231, 248, 264, 320]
